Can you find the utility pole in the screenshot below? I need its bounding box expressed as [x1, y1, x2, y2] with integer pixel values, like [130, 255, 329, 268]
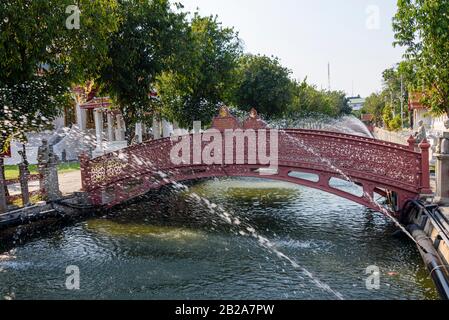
[328, 63, 331, 92]
[390, 90, 395, 117]
[400, 74, 404, 129]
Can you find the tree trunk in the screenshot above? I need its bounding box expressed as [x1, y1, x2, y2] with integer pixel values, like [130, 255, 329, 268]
[123, 117, 136, 146]
[0, 157, 10, 198]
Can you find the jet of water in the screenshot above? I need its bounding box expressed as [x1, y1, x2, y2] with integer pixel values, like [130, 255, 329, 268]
[271, 114, 373, 138]
[273, 128, 427, 252]
[187, 192, 345, 300]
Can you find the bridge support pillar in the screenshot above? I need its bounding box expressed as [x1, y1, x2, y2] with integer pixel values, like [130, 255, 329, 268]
[193, 121, 202, 134]
[419, 139, 433, 195]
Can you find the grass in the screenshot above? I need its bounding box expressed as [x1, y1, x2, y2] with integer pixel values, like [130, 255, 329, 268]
[4, 162, 80, 180]
[11, 194, 44, 207]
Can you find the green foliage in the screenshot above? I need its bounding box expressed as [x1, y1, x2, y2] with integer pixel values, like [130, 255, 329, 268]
[327, 90, 352, 115]
[0, 0, 119, 146]
[389, 115, 403, 131]
[288, 79, 350, 117]
[231, 54, 293, 119]
[382, 104, 402, 131]
[1, 0, 362, 145]
[382, 65, 410, 103]
[382, 104, 393, 129]
[362, 92, 385, 126]
[100, 0, 188, 141]
[5, 162, 80, 180]
[0, 76, 70, 142]
[374, 64, 411, 128]
[393, 0, 449, 115]
[157, 14, 242, 129]
[290, 80, 329, 116]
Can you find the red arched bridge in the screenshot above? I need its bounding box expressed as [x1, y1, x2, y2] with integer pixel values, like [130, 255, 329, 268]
[79, 108, 432, 216]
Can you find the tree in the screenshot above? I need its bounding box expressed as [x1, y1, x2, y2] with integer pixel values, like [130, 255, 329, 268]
[382, 104, 393, 130]
[99, 0, 188, 143]
[382, 66, 407, 118]
[231, 54, 294, 119]
[0, 0, 119, 142]
[393, 0, 449, 116]
[379, 61, 418, 128]
[289, 80, 329, 116]
[362, 92, 385, 126]
[157, 14, 242, 128]
[326, 90, 351, 115]
[288, 79, 350, 117]
[0, 0, 118, 194]
[382, 103, 402, 131]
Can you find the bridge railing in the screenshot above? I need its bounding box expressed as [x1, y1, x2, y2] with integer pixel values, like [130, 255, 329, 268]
[285, 128, 412, 150]
[80, 129, 431, 202]
[280, 130, 430, 194]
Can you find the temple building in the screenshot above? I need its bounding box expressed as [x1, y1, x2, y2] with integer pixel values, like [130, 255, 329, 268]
[52, 86, 181, 158]
[5, 81, 182, 164]
[409, 92, 448, 132]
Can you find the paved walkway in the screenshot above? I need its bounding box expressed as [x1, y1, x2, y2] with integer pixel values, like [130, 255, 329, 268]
[8, 170, 82, 196]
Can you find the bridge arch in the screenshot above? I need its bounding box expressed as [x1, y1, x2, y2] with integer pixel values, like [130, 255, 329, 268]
[148, 168, 390, 212]
[79, 110, 431, 217]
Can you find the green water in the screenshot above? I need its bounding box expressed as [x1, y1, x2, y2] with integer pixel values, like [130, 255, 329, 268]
[0, 178, 439, 300]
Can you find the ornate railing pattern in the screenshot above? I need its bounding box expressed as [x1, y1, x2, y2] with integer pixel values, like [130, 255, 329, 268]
[79, 107, 430, 210]
[80, 127, 431, 210]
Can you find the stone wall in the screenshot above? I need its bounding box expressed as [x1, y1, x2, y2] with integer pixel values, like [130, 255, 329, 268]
[373, 127, 410, 145]
[374, 127, 437, 164]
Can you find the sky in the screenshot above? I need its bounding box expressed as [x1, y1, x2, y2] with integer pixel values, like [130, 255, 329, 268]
[179, 0, 404, 98]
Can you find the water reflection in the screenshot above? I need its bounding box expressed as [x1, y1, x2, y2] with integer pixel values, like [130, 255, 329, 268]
[0, 178, 439, 300]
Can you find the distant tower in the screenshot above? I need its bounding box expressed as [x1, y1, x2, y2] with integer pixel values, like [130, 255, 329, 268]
[327, 63, 331, 91]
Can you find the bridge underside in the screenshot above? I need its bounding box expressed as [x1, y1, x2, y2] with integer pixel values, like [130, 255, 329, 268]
[88, 164, 419, 217]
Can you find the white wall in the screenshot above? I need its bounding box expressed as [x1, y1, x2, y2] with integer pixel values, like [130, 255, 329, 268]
[374, 127, 436, 164]
[431, 114, 448, 133]
[373, 127, 409, 145]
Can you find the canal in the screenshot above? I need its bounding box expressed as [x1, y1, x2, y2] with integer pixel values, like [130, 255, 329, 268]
[0, 178, 439, 300]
